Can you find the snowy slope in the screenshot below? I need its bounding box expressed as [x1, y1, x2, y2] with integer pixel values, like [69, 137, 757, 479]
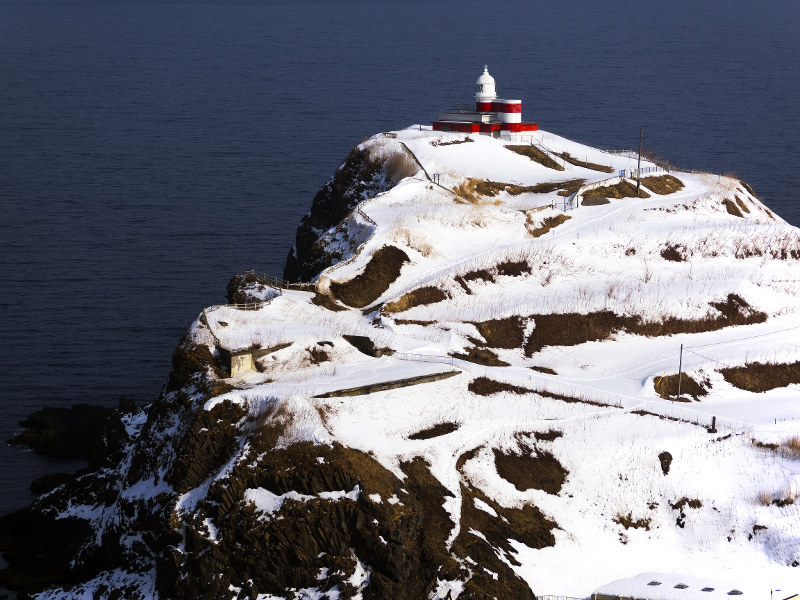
[28, 127, 800, 599]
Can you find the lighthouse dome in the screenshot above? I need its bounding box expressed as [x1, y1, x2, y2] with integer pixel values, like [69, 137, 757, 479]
[475, 65, 497, 102]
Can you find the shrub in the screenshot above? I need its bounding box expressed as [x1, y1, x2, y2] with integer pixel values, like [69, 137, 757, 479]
[660, 243, 685, 262]
[654, 374, 709, 402]
[658, 451, 672, 475]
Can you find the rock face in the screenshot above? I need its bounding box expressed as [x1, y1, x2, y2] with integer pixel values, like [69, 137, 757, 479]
[283, 145, 389, 283]
[0, 320, 556, 599]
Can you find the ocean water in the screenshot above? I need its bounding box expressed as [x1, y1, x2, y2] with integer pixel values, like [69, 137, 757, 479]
[1, 0, 798, 516]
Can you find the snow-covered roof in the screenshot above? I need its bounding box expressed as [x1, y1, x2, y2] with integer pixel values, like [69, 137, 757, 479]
[475, 65, 497, 101]
[476, 65, 495, 86]
[592, 572, 773, 600]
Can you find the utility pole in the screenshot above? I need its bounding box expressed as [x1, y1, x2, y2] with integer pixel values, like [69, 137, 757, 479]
[676, 343, 683, 402]
[636, 129, 643, 196]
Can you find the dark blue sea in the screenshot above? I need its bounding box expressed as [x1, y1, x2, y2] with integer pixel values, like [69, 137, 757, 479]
[1, 0, 798, 515]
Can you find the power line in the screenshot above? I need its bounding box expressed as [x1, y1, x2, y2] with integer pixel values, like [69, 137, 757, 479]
[685, 324, 800, 350]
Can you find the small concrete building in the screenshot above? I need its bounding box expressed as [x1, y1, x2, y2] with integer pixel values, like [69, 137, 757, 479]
[592, 572, 793, 600]
[432, 65, 538, 141]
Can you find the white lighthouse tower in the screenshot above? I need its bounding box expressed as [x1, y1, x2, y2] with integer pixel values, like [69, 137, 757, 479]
[474, 65, 497, 106]
[433, 65, 538, 141]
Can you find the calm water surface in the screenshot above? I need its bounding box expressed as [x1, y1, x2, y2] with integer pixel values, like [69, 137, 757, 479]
[1, 0, 798, 515]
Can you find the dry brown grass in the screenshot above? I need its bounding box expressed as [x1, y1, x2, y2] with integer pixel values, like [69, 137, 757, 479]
[382, 152, 419, 185]
[641, 174, 684, 195]
[556, 179, 587, 197]
[311, 292, 347, 312]
[654, 373, 709, 402]
[451, 348, 509, 367]
[613, 513, 652, 531]
[329, 245, 409, 308]
[453, 178, 502, 204]
[734, 196, 751, 214]
[430, 136, 473, 146]
[496, 260, 531, 277]
[383, 286, 448, 313]
[474, 316, 527, 349]
[758, 490, 774, 506]
[556, 152, 614, 173]
[524, 295, 766, 356]
[524, 311, 623, 355]
[740, 180, 760, 200]
[527, 213, 571, 237]
[785, 436, 800, 458]
[408, 422, 460, 440]
[468, 377, 531, 396]
[394, 318, 435, 326]
[719, 360, 800, 393]
[661, 243, 686, 262]
[308, 347, 330, 365]
[530, 366, 557, 375]
[506, 145, 565, 171]
[582, 180, 650, 200]
[722, 198, 744, 217]
[493, 446, 567, 494]
[581, 197, 610, 206]
[467, 376, 607, 407]
[462, 268, 495, 283]
[454, 177, 583, 202]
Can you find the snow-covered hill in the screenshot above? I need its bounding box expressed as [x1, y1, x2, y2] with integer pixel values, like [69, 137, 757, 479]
[4, 127, 798, 599]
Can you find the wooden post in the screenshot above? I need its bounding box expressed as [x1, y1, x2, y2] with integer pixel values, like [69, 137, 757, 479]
[636, 129, 643, 196]
[676, 343, 683, 402]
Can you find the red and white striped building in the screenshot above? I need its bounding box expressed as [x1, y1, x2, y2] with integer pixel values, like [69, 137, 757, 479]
[432, 66, 538, 141]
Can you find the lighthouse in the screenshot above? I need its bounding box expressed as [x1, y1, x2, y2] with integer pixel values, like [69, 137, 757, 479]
[432, 66, 538, 141]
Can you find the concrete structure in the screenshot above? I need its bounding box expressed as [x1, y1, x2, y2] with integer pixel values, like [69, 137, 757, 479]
[218, 343, 293, 377]
[592, 572, 792, 600]
[432, 66, 538, 141]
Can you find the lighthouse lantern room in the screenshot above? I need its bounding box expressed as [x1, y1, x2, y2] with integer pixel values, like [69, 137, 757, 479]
[432, 66, 538, 141]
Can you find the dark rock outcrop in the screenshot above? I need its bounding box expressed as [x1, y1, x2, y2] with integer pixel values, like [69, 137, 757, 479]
[284, 145, 388, 283]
